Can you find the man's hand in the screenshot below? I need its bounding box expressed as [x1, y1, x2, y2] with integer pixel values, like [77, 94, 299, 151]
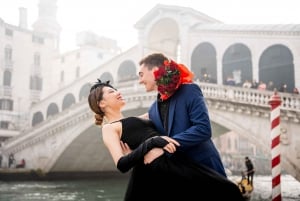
[160, 136, 180, 153]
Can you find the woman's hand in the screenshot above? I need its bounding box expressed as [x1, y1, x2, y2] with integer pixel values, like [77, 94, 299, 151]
[120, 141, 132, 155]
[144, 148, 164, 164]
[143, 136, 180, 164]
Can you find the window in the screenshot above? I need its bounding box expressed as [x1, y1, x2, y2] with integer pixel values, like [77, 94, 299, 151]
[0, 121, 9, 129]
[60, 71, 64, 82]
[34, 53, 41, 66]
[30, 75, 42, 90]
[3, 71, 12, 86]
[4, 45, 12, 61]
[0, 99, 13, 111]
[76, 66, 80, 78]
[5, 29, 13, 37]
[32, 35, 44, 44]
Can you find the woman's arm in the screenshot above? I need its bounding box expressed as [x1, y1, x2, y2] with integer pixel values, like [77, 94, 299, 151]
[117, 136, 170, 173]
[144, 136, 179, 164]
[102, 122, 179, 173]
[102, 123, 124, 166]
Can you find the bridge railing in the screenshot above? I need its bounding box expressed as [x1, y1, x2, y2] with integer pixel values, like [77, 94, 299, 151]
[118, 81, 300, 112]
[3, 100, 92, 153]
[3, 82, 300, 148]
[196, 82, 300, 113]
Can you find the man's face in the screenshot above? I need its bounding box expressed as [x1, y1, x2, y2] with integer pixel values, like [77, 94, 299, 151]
[138, 63, 157, 92]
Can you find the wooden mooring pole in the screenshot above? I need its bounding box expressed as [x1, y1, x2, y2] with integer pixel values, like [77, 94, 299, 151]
[268, 90, 282, 201]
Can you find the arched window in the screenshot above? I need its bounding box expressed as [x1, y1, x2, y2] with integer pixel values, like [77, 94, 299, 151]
[47, 103, 59, 118]
[79, 83, 91, 101]
[32, 111, 44, 126]
[191, 42, 217, 83]
[118, 60, 137, 82]
[62, 93, 76, 110]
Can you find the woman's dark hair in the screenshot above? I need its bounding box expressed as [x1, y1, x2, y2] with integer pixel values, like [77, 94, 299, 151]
[139, 53, 168, 70]
[88, 79, 116, 125]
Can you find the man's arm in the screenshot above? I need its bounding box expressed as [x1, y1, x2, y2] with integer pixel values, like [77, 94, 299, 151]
[170, 84, 212, 150]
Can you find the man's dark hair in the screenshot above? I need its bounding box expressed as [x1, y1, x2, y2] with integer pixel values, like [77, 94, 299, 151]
[139, 53, 168, 70]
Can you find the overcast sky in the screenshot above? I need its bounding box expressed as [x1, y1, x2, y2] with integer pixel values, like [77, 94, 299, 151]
[1, 0, 299, 52]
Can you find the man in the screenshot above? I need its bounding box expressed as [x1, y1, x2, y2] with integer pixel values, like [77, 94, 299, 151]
[8, 153, 14, 168]
[245, 156, 255, 186]
[138, 53, 227, 177]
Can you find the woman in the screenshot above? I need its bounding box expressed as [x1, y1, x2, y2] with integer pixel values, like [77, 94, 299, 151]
[88, 79, 244, 201]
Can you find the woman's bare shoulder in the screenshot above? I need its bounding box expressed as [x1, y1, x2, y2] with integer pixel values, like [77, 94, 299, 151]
[103, 120, 121, 127]
[101, 122, 122, 142]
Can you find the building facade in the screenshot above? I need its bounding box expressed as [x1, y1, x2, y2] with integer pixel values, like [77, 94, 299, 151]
[0, 0, 120, 141]
[1, 2, 299, 150]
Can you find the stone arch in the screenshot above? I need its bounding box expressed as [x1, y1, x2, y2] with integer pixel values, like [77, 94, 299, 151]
[191, 42, 217, 83]
[99, 72, 114, 84]
[222, 43, 252, 85]
[32, 111, 44, 127]
[79, 83, 91, 101]
[62, 93, 76, 111]
[259, 44, 294, 92]
[118, 60, 137, 82]
[146, 18, 180, 59]
[46, 102, 59, 118]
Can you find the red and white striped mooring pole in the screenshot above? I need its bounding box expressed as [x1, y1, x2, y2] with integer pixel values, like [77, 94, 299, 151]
[268, 91, 282, 201]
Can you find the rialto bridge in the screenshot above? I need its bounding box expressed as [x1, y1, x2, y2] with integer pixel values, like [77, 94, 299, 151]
[1, 4, 300, 182]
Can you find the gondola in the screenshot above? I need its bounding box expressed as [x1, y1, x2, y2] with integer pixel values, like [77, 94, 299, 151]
[236, 174, 254, 201]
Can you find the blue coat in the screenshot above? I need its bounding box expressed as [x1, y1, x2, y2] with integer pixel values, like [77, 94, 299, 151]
[149, 83, 227, 177]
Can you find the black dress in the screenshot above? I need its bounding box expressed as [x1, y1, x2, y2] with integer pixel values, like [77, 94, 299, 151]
[118, 117, 244, 201]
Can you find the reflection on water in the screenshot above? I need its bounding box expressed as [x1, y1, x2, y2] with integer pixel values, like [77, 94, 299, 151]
[1, 174, 299, 201]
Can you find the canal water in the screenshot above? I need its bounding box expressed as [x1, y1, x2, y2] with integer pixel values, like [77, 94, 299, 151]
[0, 174, 299, 201]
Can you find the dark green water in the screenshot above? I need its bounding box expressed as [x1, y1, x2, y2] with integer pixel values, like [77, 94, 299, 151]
[0, 176, 128, 201]
[0, 175, 299, 201]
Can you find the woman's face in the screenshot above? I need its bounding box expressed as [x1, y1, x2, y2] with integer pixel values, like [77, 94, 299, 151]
[99, 86, 125, 111]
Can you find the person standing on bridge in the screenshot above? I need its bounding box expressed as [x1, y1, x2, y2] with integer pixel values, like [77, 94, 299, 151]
[88, 79, 244, 201]
[138, 53, 227, 177]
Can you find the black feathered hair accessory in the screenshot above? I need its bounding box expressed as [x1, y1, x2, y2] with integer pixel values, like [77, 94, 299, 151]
[90, 79, 116, 92]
